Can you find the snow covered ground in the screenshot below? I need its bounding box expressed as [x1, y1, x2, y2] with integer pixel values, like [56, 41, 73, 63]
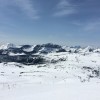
[0, 80, 100, 100]
[0, 51, 100, 100]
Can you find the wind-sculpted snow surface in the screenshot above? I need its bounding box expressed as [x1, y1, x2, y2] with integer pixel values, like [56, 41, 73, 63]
[0, 43, 100, 100]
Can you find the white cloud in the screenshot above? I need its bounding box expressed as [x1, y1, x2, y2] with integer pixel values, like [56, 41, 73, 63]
[72, 21, 83, 26]
[54, 9, 76, 17]
[57, 0, 71, 9]
[84, 20, 100, 32]
[53, 0, 77, 17]
[0, 0, 39, 19]
[73, 19, 100, 33]
[14, 0, 39, 19]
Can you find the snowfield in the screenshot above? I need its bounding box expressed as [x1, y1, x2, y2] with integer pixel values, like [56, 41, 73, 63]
[0, 43, 100, 100]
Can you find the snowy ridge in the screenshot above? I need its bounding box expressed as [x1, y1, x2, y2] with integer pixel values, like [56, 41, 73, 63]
[0, 43, 99, 54]
[0, 43, 99, 65]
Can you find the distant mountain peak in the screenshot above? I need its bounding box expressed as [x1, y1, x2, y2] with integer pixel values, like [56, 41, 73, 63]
[0, 43, 15, 50]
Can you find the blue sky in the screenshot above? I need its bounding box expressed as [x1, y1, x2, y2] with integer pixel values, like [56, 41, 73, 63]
[0, 0, 100, 46]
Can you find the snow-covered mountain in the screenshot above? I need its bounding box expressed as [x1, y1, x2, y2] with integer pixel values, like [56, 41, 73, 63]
[0, 43, 16, 50]
[0, 43, 99, 64]
[0, 43, 100, 100]
[0, 43, 99, 54]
